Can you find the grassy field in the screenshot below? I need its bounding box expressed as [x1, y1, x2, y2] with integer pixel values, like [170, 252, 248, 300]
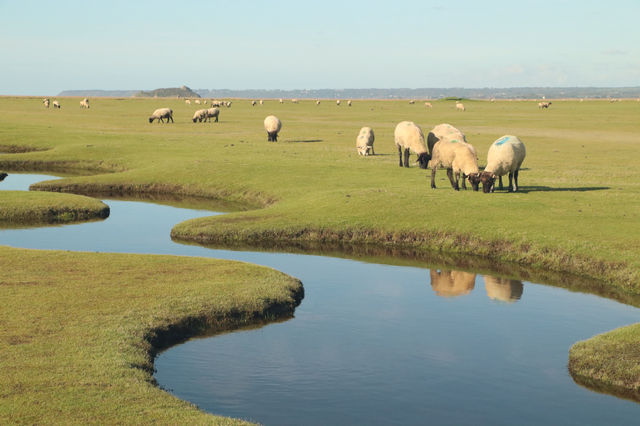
[1, 96, 639, 416]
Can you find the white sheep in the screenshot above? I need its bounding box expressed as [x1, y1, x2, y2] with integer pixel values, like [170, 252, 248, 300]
[194, 99, 201, 104]
[192, 108, 208, 123]
[264, 115, 282, 142]
[279, 98, 284, 104]
[347, 100, 352, 106]
[316, 100, 321, 105]
[428, 128, 480, 190]
[259, 99, 264, 105]
[394, 121, 429, 169]
[478, 135, 526, 193]
[251, 100, 257, 106]
[424, 102, 432, 108]
[148, 107, 173, 123]
[204, 107, 220, 122]
[409, 100, 415, 104]
[52, 100, 61, 109]
[336, 99, 341, 105]
[226, 101, 232, 108]
[185, 99, 191, 104]
[80, 98, 90, 109]
[356, 127, 375, 156]
[426, 123, 470, 157]
[538, 101, 551, 109]
[43, 99, 50, 108]
[203, 100, 208, 105]
[291, 99, 298, 104]
[455, 101, 465, 111]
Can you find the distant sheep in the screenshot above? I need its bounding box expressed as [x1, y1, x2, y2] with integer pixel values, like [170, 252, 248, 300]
[264, 115, 282, 142]
[279, 98, 284, 104]
[80, 98, 90, 109]
[226, 101, 232, 108]
[356, 127, 375, 156]
[148, 107, 174, 123]
[192, 109, 208, 123]
[185, 99, 191, 104]
[204, 107, 220, 123]
[291, 99, 298, 104]
[394, 121, 429, 169]
[52, 100, 61, 109]
[347, 100, 352, 106]
[455, 102, 465, 111]
[409, 100, 415, 104]
[336, 100, 341, 105]
[428, 125, 480, 190]
[478, 135, 526, 193]
[252, 100, 257, 106]
[43, 99, 50, 108]
[259, 99, 264, 105]
[203, 100, 208, 105]
[0, 172, 7, 182]
[316, 100, 321, 105]
[424, 102, 432, 108]
[538, 101, 552, 109]
[194, 99, 201, 104]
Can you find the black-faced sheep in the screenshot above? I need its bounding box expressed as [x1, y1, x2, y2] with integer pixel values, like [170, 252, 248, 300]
[80, 98, 90, 109]
[192, 108, 208, 123]
[356, 127, 375, 156]
[252, 100, 257, 106]
[426, 123, 479, 190]
[204, 107, 220, 123]
[148, 107, 173, 123]
[52, 100, 61, 109]
[336, 100, 341, 106]
[347, 100, 352, 106]
[478, 135, 526, 193]
[538, 101, 552, 109]
[43, 99, 50, 108]
[394, 121, 429, 169]
[428, 124, 480, 190]
[264, 115, 282, 142]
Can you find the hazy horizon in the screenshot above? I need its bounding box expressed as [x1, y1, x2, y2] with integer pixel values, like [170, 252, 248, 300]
[2, 0, 639, 96]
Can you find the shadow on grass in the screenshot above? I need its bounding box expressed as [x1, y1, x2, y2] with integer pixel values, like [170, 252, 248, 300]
[517, 186, 609, 193]
[285, 139, 323, 143]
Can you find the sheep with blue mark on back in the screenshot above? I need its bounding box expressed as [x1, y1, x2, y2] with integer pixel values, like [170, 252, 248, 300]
[479, 135, 526, 193]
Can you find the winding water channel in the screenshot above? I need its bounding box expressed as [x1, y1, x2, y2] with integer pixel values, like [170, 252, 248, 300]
[2, 173, 639, 425]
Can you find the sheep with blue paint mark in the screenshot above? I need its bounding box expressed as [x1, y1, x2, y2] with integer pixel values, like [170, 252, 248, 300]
[479, 135, 526, 193]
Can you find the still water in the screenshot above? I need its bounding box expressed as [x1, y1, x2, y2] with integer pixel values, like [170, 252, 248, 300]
[2, 174, 639, 425]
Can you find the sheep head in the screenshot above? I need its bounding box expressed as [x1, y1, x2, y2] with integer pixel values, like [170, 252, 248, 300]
[479, 171, 496, 193]
[467, 173, 481, 191]
[416, 152, 430, 169]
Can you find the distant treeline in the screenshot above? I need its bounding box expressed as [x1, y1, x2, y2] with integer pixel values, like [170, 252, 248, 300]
[59, 86, 640, 99]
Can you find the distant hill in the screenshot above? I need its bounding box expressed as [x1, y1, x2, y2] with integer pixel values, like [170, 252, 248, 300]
[133, 85, 200, 98]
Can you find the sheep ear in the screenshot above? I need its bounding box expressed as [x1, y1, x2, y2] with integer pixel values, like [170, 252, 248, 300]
[492, 173, 497, 179]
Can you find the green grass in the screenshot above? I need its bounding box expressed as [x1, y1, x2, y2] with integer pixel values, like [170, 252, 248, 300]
[0, 246, 302, 424]
[1, 95, 639, 412]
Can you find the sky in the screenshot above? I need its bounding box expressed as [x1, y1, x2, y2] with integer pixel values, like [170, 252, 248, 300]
[1, 0, 639, 95]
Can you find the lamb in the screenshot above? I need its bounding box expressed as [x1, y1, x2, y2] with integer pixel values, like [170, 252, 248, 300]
[455, 102, 465, 111]
[148, 107, 174, 123]
[478, 135, 526, 193]
[80, 98, 90, 109]
[192, 108, 208, 123]
[52, 100, 61, 109]
[538, 101, 552, 109]
[424, 102, 432, 108]
[356, 127, 375, 156]
[394, 121, 429, 169]
[264, 115, 282, 142]
[428, 126, 480, 190]
[204, 107, 220, 122]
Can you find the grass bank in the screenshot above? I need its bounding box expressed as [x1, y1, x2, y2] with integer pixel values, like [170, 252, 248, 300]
[1, 96, 639, 405]
[0, 245, 302, 424]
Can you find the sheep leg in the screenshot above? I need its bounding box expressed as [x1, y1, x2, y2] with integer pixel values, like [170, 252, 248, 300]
[498, 176, 504, 190]
[461, 173, 467, 190]
[403, 148, 410, 168]
[447, 168, 459, 191]
[215, 116, 218, 122]
[508, 172, 514, 192]
[169, 116, 174, 123]
[430, 169, 437, 189]
[398, 146, 403, 167]
[370, 146, 375, 155]
[513, 169, 519, 192]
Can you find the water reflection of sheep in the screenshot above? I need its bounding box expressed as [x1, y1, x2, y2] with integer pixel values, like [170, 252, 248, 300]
[484, 275, 523, 302]
[430, 269, 476, 297]
[0, 172, 7, 182]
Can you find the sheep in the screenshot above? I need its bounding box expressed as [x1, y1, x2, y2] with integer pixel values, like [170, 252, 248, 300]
[225, 101, 232, 108]
[252, 100, 257, 106]
[259, 99, 264, 105]
[148, 107, 174, 123]
[336, 99, 341, 105]
[203, 100, 208, 105]
[52, 100, 61, 109]
[291, 99, 298, 103]
[316, 100, 321, 105]
[394, 121, 429, 169]
[478, 135, 526, 193]
[347, 100, 352, 106]
[538, 101, 551, 109]
[185, 99, 191, 104]
[430, 269, 476, 298]
[43, 99, 50, 108]
[0, 172, 7, 182]
[356, 127, 375, 156]
[424, 102, 432, 108]
[204, 107, 220, 123]
[279, 98, 284, 104]
[455, 101, 465, 111]
[484, 275, 523, 303]
[426, 123, 469, 156]
[264, 115, 282, 142]
[428, 126, 480, 190]
[192, 108, 208, 123]
[409, 100, 415, 104]
[80, 98, 90, 109]
[194, 99, 201, 104]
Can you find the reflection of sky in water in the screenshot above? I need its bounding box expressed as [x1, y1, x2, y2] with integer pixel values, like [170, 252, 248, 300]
[2, 174, 639, 425]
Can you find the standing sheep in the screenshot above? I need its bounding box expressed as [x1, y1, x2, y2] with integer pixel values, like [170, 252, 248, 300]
[424, 102, 432, 108]
[43, 99, 50, 108]
[279, 98, 284, 104]
[80, 98, 90, 109]
[192, 108, 208, 123]
[409, 100, 416, 104]
[52, 100, 61, 109]
[478, 135, 526, 193]
[264, 115, 282, 142]
[336, 100, 341, 106]
[291, 99, 298, 104]
[428, 127, 480, 191]
[347, 100, 352, 106]
[316, 100, 321, 105]
[394, 121, 429, 169]
[252, 100, 257, 106]
[538, 101, 552, 109]
[185, 99, 191, 104]
[148, 107, 174, 123]
[226, 101, 232, 108]
[455, 102, 465, 112]
[194, 99, 201, 104]
[259, 99, 264, 105]
[204, 107, 220, 122]
[356, 127, 375, 156]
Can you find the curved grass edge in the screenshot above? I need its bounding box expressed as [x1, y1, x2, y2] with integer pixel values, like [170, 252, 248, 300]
[0, 246, 303, 424]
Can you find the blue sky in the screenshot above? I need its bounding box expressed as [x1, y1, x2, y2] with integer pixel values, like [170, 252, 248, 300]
[1, 0, 638, 95]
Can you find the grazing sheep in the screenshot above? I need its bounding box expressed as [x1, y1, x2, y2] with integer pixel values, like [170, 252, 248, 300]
[52, 100, 61, 109]
[204, 107, 220, 122]
[316, 100, 321, 105]
[259, 99, 264, 105]
[336, 99, 341, 105]
[424, 102, 432, 108]
[356, 127, 375, 156]
[203, 100, 208, 105]
[226, 101, 232, 108]
[409, 100, 415, 104]
[484, 275, 523, 303]
[0, 172, 7, 182]
[43, 99, 50, 108]
[194, 99, 201, 104]
[347, 100, 352, 106]
[264, 115, 282, 142]
[279, 98, 284, 104]
[455, 101, 465, 111]
[478, 135, 526, 193]
[192, 108, 208, 123]
[426, 123, 469, 157]
[148, 107, 174, 123]
[185, 99, 191, 104]
[428, 127, 480, 190]
[251, 100, 257, 106]
[394, 121, 429, 169]
[430, 269, 476, 298]
[291, 99, 298, 104]
[538, 101, 552, 109]
[80, 98, 90, 109]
